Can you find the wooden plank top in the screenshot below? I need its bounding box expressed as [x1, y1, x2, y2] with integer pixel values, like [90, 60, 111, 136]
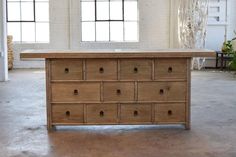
[20, 49, 216, 59]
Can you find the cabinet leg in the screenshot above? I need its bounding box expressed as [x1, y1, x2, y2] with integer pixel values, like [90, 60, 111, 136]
[185, 123, 191, 130]
[47, 125, 56, 132]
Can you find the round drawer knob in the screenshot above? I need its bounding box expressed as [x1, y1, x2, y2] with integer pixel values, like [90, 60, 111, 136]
[134, 110, 138, 117]
[100, 111, 104, 117]
[65, 111, 70, 117]
[116, 89, 121, 95]
[74, 89, 79, 95]
[159, 89, 164, 95]
[65, 68, 69, 73]
[168, 110, 172, 116]
[168, 67, 173, 73]
[99, 67, 104, 73]
[134, 67, 138, 73]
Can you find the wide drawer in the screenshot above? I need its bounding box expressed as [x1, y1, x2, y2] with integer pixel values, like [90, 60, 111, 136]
[86, 59, 117, 80]
[51, 59, 83, 80]
[120, 104, 152, 123]
[52, 104, 84, 124]
[86, 104, 118, 124]
[155, 59, 187, 79]
[138, 82, 186, 101]
[154, 103, 186, 123]
[51, 83, 100, 102]
[103, 82, 135, 102]
[120, 59, 152, 80]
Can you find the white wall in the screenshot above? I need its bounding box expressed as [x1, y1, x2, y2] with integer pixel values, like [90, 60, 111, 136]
[12, 0, 236, 68]
[0, 0, 8, 81]
[14, 0, 171, 68]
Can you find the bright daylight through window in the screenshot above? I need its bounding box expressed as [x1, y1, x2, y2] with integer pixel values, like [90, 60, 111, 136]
[6, 0, 49, 43]
[81, 0, 138, 42]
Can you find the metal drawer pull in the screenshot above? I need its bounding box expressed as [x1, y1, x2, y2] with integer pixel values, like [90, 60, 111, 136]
[74, 89, 79, 95]
[99, 67, 104, 73]
[65, 111, 70, 117]
[134, 110, 138, 117]
[168, 110, 172, 116]
[134, 67, 138, 73]
[116, 89, 121, 95]
[65, 68, 69, 73]
[159, 89, 164, 95]
[168, 67, 173, 73]
[100, 111, 104, 117]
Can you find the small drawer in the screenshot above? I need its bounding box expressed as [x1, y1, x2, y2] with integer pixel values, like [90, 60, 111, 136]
[86, 104, 118, 124]
[120, 59, 152, 80]
[120, 104, 152, 123]
[86, 59, 117, 80]
[155, 103, 186, 123]
[138, 82, 186, 101]
[51, 59, 83, 80]
[51, 83, 100, 102]
[155, 59, 187, 79]
[52, 104, 84, 124]
[103, 82, 135, 101]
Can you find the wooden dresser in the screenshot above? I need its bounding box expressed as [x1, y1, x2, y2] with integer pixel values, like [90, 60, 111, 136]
[20, 49, 215, 130]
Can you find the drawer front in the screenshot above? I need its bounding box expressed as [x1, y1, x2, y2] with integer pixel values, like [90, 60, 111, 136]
[155, 103, 185, 123]
[155, 59, 187, 79]
[138, 82, 186, 101]
[52, 104, 84, 124]
[86, 104, 118, 124]
[103, 82, 135, 101]
[86, 59, 117, 80]
[120, 59, 152, 80]
[51, 59, 83, 80]
[120, 104, 152, 123]
[51, 83, 100, 102]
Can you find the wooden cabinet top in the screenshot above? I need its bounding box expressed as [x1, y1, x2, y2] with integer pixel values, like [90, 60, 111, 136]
[20, 49, 216, 59]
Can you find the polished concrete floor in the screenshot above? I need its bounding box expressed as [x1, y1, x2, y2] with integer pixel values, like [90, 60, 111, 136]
[0, 69, 236, 157]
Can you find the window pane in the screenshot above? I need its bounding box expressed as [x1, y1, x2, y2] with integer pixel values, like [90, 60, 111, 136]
[110, 0, 123, 20]
[36, 23, 49, 42]
[124, 1, 138, 21]
[35, 2, 49, 21]
[7, 2, 20, 21]
[22, 23, 35, 42]
[110, 22, 123, 41]
[7, 23, 21, 42]
[21, 2, 34, 21]
[96, 1, 109, 20]
[125, 22, 138, 41]
[81, 2, 95, 21]
[82, 22, 95, 41]
[96, 22, 109, 41]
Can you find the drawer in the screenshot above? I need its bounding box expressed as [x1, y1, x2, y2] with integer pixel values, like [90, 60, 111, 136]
[138, 82, 186, 101]
[155, 59, 187, 79]
[86, 104, 118, 124]
[120, 104, 152, 123]
[155, 103, 185, 123]
[51, 83, 100, 102]
[52, 104, 84, 124]
[86, 59, 117, 80]
[120, 59, 152, 80]
[51, 59, 83, 80]
[103, 82, 135, 101]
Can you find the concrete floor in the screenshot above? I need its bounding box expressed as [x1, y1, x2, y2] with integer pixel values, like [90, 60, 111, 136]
[0, 69, 236, 157]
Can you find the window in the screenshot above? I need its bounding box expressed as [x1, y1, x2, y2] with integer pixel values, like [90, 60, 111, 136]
[6, 0, 50, 43]
[81, 0, 138, 42]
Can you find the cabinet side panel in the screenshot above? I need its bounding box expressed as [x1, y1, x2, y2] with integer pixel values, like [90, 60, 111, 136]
[46, 59, 52, 130]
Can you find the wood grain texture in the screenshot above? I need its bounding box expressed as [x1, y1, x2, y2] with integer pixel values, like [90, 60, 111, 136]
[120, 59, 152, 80]
[120, 104, 152, 123]
[20, 49, 216, 59]
[51, 59, 83, 80]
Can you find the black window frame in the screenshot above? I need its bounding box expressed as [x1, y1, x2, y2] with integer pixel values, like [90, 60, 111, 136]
[95, 0, 124, 22]
[6, 0, 36, 23]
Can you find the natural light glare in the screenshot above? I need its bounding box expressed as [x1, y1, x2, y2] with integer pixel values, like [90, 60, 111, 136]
[97, 1, 109, 20]
[81, 2, 95, 21]
[96, 22, 109, 41]
[110, 22, 123, 41]
[82, 22, 95, 41]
